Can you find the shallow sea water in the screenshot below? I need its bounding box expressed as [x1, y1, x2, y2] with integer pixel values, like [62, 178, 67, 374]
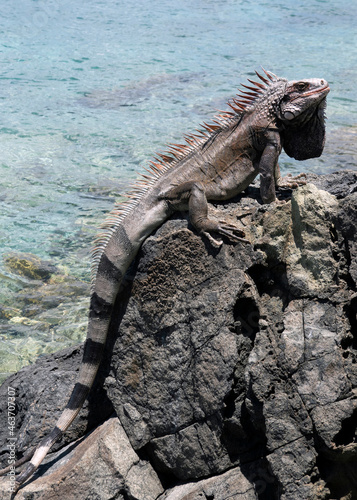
[0, 0, 356, 378]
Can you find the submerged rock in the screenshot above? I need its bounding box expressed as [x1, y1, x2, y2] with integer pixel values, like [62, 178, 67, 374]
[3, 252, 59, 282]
[14, 275, 89, 317]
[78, 72, 201, 109]
[0, 261, 90, 383]
[0, 171, 356, 499]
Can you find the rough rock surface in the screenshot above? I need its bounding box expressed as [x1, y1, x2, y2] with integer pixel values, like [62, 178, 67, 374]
[0, 171, 356, 500]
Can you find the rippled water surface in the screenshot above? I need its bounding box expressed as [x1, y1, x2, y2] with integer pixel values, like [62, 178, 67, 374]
[1, 0, 356, 379]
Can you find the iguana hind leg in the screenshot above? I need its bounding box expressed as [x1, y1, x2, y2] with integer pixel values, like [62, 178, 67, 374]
[160, 181, 249, 246]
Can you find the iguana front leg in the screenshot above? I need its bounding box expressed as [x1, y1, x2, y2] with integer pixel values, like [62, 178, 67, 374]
[159, 181, 249, 246]
[259, 135, 306, 203]
[259, 141, 281, 203]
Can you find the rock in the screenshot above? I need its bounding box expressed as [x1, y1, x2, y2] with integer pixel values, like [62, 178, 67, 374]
[0, 270, 90, 382]
[338, 192, 357, 288]
[14, 275, 89, 317]
[0, 417, 163, 500]
[0, 344, 114, 464]
[0, 171, 356, 499]
[253, 183, 340, 296]
[0, 306, 21, 321]
[3, 253, 59, 281]
[159, 466, 259, 499]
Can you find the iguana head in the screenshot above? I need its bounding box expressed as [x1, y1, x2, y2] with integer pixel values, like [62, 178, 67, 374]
[278, 79, 330, 122]
[278, 78, 330, 160]
[232, 71, 330, 161]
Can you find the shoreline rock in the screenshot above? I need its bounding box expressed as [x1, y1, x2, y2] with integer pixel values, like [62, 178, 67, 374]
[0, 170, 356, 499]
[3, 253, 59, 282]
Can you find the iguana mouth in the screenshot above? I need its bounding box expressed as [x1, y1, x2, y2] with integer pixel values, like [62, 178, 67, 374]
[290, 84, 330, 102]
[305, 84, 330, 97]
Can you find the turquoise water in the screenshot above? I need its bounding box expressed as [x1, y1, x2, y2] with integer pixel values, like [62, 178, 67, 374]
[1, 0, 356, 377]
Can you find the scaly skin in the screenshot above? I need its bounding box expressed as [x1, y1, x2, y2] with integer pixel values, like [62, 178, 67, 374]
[1, 70, 329, 497]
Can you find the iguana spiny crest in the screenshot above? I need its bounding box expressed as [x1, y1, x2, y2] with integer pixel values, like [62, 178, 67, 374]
[91, 69, 328, 283]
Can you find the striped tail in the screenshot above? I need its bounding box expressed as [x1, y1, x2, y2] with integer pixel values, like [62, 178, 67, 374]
[13, 226, 133, 491]
[13, 201, 170, 493]
[13, 292, 114, 492]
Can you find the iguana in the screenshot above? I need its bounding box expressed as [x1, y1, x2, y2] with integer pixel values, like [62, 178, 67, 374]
[2, 69, 329, 496]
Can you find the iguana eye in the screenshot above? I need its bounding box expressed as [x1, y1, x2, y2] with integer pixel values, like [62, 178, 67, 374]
[295, 82, 309, 92]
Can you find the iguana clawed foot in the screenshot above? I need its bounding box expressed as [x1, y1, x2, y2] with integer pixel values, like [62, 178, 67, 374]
[277, 172, 307, 190]
[203, 221, 250, 247]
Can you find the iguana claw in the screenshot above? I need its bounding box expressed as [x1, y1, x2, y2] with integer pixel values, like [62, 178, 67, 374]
[217, 223, 251, 244]
[277, 173, 307, 189]
[204, 222, 250, 246]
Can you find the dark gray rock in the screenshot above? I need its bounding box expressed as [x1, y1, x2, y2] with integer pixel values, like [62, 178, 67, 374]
[0, 171, 356, 499]
[0, 344, 114, 463]
[159, 466, 259, 499]
[105, 219, 259, 478]
[306, 169, 357, 198]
